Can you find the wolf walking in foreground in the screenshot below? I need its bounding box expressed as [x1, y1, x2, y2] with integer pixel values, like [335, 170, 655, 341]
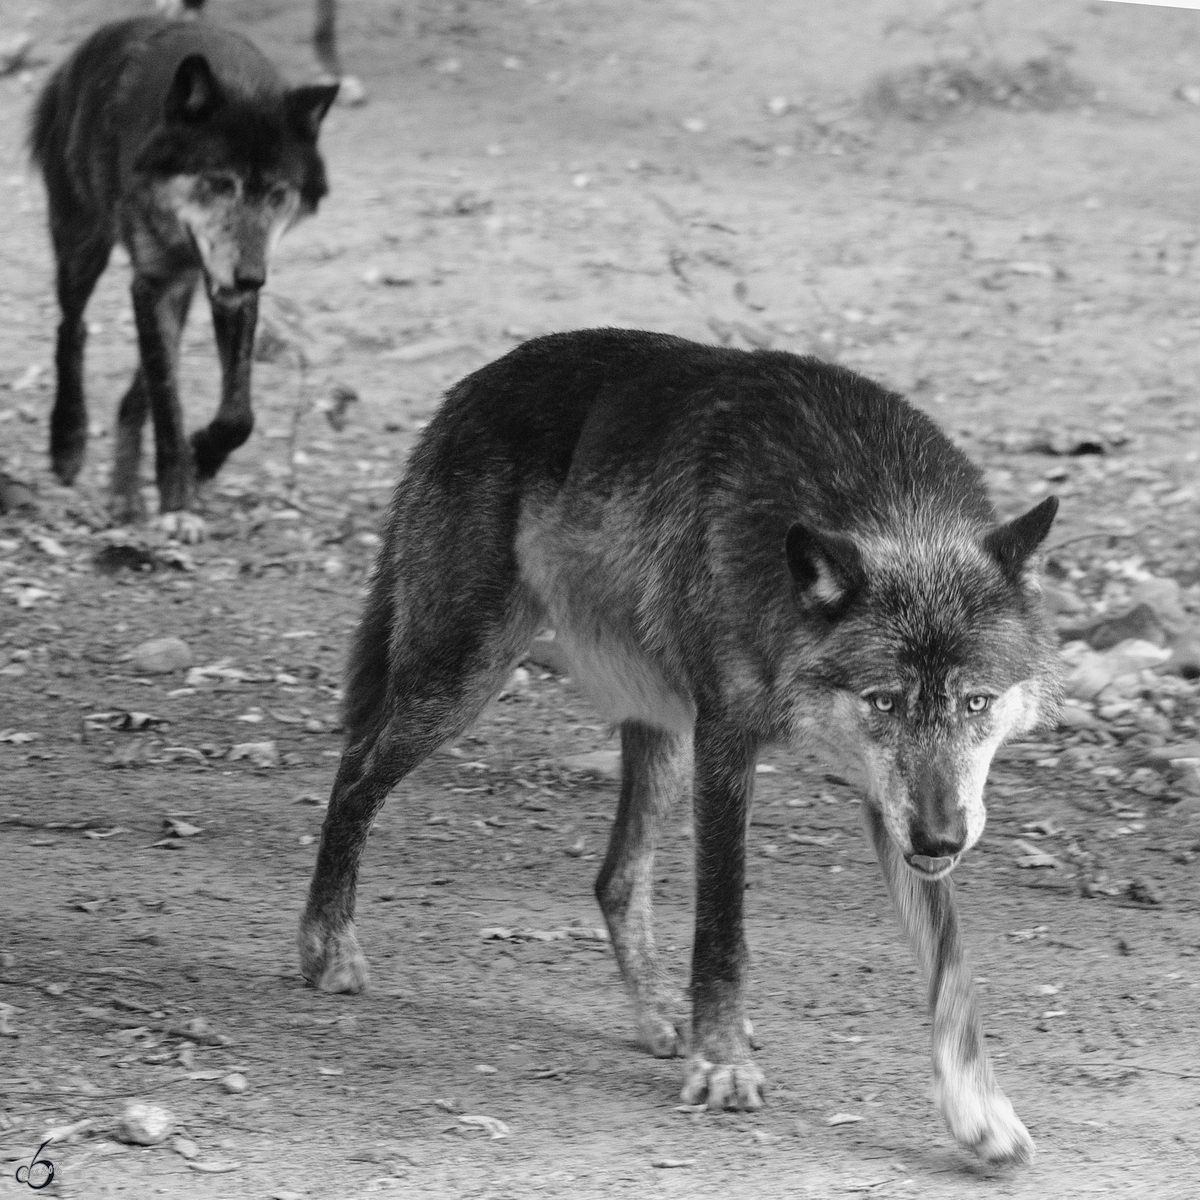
[299, 329, 1062, 1164]
[30, 17, 337, 537]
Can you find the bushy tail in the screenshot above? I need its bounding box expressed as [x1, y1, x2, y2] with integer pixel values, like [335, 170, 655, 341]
[27, 70, 59, 171]
[341, 582, 394, 747]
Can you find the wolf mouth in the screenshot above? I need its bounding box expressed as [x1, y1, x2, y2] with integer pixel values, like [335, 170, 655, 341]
[905, 853, 960, 880]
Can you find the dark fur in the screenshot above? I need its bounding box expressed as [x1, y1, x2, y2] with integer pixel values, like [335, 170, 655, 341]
[300, 330, 1061, 1163]
[30, 17, 336, 525]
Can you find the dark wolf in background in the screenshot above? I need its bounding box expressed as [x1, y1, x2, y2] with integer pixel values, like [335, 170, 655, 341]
[299, 329, 1062, 1164]
[155, 0, 364, 104]
[30, 17, 337, 536]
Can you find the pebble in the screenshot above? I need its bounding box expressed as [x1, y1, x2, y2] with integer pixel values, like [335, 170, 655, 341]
[220, 1073, 248, 1094]
[131, 637, 193, 674]
[118, 1102, 174, 1145]
[228, 741, 279, 768]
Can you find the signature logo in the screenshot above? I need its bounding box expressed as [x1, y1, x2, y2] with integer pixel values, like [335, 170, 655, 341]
[14, 1140, 55, 1190]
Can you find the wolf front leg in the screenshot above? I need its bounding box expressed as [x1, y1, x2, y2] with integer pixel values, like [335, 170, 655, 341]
[864, 804, 1034, 1165]
[679, 716, 764, 1110]
[191, 292, 258, 483]
[123, 273, 201, 521]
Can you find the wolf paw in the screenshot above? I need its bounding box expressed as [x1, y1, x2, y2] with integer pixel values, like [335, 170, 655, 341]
[52, 444, 86, 487]
[110, 491, 148, 526]
[157, 511, 206, 544]
[639, 1014, 686, 1059]
[680, 1057, 764, 1110]
[937, 1079, 1034, 1165]
[298, 920, 370, 994]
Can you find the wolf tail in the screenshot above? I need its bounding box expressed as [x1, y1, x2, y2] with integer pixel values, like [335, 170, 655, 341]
[341, 578, 395, 747]
[27, 69, 59, 171]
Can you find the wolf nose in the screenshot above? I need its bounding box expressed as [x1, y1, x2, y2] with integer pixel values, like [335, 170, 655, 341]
[233, 268, 265, 292]
[908, 822, 966, 861]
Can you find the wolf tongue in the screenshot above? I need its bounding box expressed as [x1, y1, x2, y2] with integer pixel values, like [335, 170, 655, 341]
[910, 854, 954, 874]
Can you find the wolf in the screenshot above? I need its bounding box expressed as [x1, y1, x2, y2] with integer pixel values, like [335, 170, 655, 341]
[30, 17, 338, 537]
[298, 329, 1062, 1165]
[154, 0, 364, 104]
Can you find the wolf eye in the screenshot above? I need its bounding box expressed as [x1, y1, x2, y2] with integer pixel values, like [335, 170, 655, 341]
[266, 183, 292, 209]
[868, 693, 895, 714]
[965, 694, 991, 715]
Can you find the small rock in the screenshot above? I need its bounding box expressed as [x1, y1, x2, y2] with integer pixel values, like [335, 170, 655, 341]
[227, 741, 279, 768]
[220, 1073, 248, 1094]
[1143, 742, 1200, 769]
[131, 637, 193, 674]
[1067, 605, 1166, 651]
[171, 1136, 199, 1160]
[1129, 578, 1189, 631]
[1125, 878, 1164, 906]
[1133, 709, 1173, 738]
[0, 472, 37, 515]
[118, 1102, 174, 1145]
[1165, 637, 1200, 681]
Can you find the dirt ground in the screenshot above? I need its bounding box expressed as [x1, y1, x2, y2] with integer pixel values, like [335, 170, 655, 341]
[4, 0, 1200, 1196]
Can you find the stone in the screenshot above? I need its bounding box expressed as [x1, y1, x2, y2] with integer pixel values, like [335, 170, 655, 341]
[118, 1102, 173, 1145]
[1069, 604, 1166, 651]
[1129, 578, 1189, 632]
[228, 741, 279, 769]
[131, 637, 193, 674]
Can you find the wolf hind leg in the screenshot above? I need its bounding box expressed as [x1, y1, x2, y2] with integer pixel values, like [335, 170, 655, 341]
[299, 583, 542, 993]
[863, 804, 1034, 1165]
[49, 228, 112, 485]
[595, 722, 692, 1057]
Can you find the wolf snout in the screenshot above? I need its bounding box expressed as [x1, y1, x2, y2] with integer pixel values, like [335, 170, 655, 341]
[233, 267, 265, 292]
[906, 813, 967, 878]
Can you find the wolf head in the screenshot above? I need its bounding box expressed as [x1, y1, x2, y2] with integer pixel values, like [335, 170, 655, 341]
[787, 497, 1062, 880]
[135, 54, 337, 302]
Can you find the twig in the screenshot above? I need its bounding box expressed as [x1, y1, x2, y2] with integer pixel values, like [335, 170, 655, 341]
[1048, 527, 1147, 552]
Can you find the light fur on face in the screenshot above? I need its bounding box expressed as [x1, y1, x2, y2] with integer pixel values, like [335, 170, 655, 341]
[803, 680, 1044, 866]
[156, 174, 300, 292]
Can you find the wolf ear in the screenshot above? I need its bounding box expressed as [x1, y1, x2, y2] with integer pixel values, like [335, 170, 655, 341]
[982, 496, 1058, 584]
[165, 55, 224, 123]
[287, 84, 339, 141]
[785, 523, 865, 612]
